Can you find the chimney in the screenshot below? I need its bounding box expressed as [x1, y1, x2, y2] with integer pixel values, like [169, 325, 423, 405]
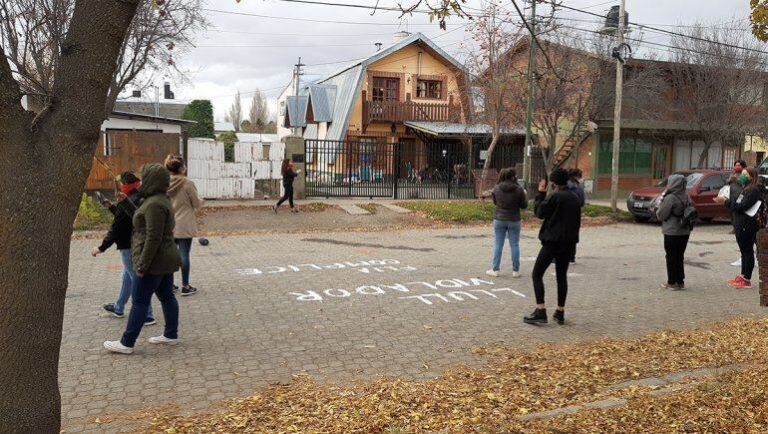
[132, 90, 141, 98]
[163, 82, 174, 100]
[393, 31, 411, 43]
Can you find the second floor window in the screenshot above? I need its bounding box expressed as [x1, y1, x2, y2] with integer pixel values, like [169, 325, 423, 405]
[373, 77, 399, 101]
[417, 79, 442, 99]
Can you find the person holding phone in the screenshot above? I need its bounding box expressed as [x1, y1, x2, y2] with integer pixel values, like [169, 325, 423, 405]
[104, 163, 182, 354]
[525, 169, 581, 325]
[273, 158, 301, 213]
[91, 172, 155, 325]
[486, 168, 527, 278]
[725, 167, 762, 289]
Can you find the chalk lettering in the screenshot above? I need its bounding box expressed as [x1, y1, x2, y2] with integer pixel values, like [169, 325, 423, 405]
[469, 289, 498, 298]
[406, 281, 439, 290]
[452, 278, 471, 286]
[265, 266, 287, 274]
[324, 288, 351, 297]
[399, 293, 451, 305]
[356, 286, 385, 295]
[297, 264, 323, 270]
[382, 283, 411, 293]
[292, 291, 323, 301]
[287, 265, 301, 272]
[469, 278, 495, 286]
[368, 259, 401, 265]
[492, 288, 527, 298]
[344, 261, 371, 267]
[324, 263, 346, 269]
[447, 291, 480, 301]
[235, 268, 262, 276]
[436, 280, 463, 288]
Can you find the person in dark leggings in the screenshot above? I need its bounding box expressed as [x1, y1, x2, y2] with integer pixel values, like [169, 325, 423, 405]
[726, 167, 762, 289]
[273, 158, 301, 213]
[525, 168, 582, 325]
[655, 173, 692, 290]
[103, 163, 182, 354]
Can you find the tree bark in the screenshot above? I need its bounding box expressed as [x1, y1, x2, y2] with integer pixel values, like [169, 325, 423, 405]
[0, 1, 140, 431]
[480, 131, 500, 194]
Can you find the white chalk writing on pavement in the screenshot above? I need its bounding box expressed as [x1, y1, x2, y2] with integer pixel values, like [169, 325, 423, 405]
[290, 278, 527, 304]
[236, 259, 416, 276]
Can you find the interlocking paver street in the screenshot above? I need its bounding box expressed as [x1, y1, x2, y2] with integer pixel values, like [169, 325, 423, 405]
[60, 222, 764, 432]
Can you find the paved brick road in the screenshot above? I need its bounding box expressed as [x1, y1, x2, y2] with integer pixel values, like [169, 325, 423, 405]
[60, 222, 765, 432]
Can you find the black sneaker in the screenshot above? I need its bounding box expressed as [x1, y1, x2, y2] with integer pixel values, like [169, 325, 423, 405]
[181, 285, 198, 296]
[103, 303, 124, 318]
[553, 310, 565, 325]
[144, 318, 157, 326]
[523, 308, 548, 324]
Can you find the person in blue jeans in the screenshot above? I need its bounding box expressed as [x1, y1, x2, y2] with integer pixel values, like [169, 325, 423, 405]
[91, 172, 154, 325]
[486, 168, 528, 278]
[104, 163, 182, 354]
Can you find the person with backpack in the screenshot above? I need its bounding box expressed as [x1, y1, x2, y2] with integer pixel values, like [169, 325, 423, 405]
[273, 158, 301, 213]
[524, 168, 581, 325]
[103, 163, 183, 354]
[485, 168, 528, 278]
[655, 173, 694, 290]
[91, 172, 155, 325]
[725, 167, 762, 289]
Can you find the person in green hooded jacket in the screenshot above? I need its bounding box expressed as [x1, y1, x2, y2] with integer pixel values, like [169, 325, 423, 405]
[104, 163, 182, 354]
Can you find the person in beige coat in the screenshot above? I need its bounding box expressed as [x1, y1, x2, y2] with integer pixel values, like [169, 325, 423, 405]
[165, 155, 203, 296]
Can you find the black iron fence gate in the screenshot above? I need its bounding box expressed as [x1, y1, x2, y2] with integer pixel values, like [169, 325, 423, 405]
[305, 139, 475, 199]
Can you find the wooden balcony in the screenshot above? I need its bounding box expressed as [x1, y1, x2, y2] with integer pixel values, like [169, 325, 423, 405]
[362, 99, 461, 127]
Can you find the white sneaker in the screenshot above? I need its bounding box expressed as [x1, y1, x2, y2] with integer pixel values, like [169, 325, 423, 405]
[148, 335, 179, 345]
[512, 271, 521, 278]
[103, 340, 133, 354]
[731, 258, 742, 267]
[486, 269, 499, 277]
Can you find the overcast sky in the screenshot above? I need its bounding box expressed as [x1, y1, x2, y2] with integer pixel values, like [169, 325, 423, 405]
[167, 0, 753, 121]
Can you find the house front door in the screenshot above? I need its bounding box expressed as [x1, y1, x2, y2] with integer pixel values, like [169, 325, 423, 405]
[652, 144, 670, 182]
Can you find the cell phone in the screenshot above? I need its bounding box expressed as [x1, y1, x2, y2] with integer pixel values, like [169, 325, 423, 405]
[94, 191, 107, 204]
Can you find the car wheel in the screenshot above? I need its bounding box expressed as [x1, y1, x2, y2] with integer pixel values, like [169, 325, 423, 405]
[633, 216, 650, 223]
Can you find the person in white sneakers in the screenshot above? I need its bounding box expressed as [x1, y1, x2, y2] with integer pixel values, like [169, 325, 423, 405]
[485, 168, 528, 278]
[104, 164, 183, 354]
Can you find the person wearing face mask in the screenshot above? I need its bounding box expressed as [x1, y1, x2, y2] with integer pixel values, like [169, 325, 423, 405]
[725, 167, 762, 289]
[726, 160, 748, 265]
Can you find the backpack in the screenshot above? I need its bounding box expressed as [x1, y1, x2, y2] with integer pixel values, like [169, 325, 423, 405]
[674, 195, 698, 230]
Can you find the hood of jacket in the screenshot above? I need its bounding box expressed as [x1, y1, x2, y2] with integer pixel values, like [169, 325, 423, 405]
[666, 174, 686, 195]
[139, 163, 170, 197]
[167, 174, 187, 197]
[497, 180, 520, 193]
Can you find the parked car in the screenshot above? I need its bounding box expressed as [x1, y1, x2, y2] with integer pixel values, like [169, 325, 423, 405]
[627, 169, 731, 223]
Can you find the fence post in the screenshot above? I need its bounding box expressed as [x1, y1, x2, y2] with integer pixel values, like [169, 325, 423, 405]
[283, 136, 306, 200]
[393, 141, 400, 199]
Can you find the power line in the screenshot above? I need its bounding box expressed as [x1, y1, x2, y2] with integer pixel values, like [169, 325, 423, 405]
[270, 0, 431, 14]
[201, 7, 448, 26]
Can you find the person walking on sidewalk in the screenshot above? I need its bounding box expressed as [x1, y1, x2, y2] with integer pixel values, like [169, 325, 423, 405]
[486, 168, 528, 278]
[92, 172, 155, 325]
[104, 163, 182, 354]
[656, 174, 693, 290]
[166, 155, 202, 296]
[725, 167, 762, 289]
[273, 158, 301, 213]
[524, 168, 581, 325]
[566, 168, 586, 263]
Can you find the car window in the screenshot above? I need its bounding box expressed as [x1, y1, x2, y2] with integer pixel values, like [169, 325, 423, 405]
[701, 175, 725, 190]
[656, 173, 703, 189]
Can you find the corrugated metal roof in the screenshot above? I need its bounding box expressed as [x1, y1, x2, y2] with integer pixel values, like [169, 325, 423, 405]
[307, 84, 337, 122]
[214, 121, 236, 132]
[285, 95, 309, 127]
[319, 65, 364, 141]
[303, 124, 318, 140]
[404, 121, 527, 136]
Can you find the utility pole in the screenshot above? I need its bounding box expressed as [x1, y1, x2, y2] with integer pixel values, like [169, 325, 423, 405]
[610, 0, 627, 212]
[522, 0, 537, 190]
[292, 57, 305, 136]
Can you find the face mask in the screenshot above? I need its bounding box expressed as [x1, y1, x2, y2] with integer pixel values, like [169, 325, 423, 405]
[739, 174, 751, 185]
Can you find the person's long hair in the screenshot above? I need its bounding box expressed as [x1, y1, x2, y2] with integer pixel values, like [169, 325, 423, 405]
[746, 167, 759, 190]
[280, 158, 290, 176]
[496, 168, 516, 184]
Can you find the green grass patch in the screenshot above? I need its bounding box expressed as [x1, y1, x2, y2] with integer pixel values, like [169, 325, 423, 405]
[73, 193, 113, 231]
[583, 204, 631, 220]
[358, 203, 378, 214]
[397, 200, 498, 223]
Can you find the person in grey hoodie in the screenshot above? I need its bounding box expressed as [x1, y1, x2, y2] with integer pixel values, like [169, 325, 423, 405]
[486, 168, 528, 278]
[655, 173, 692, 290]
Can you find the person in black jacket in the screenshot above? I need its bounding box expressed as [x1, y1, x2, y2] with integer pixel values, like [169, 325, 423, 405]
[524, 168, 582, 325]
[91, 172, 155, 324]
[725, 167, 762, 289]
[486, 168, 528, 278]
[566, 168, 586, 263]
[273, 158, 301, 213]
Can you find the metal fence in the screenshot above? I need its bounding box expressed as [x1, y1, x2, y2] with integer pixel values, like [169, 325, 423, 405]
[305, 139, 474, 199]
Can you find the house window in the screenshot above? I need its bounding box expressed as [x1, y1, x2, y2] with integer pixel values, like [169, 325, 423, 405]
[103, 132, 113, 156]
[598, 136, 652, 175]
[372, 77, 399, 101]
[417, 79, 443, 99]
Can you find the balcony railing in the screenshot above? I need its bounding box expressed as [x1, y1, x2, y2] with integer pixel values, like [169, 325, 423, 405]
[363, 100, 460, 125]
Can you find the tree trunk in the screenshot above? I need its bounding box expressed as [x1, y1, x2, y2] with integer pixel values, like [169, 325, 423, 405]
[480, 132, 500, 194]
[697, 140, 712, 169]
